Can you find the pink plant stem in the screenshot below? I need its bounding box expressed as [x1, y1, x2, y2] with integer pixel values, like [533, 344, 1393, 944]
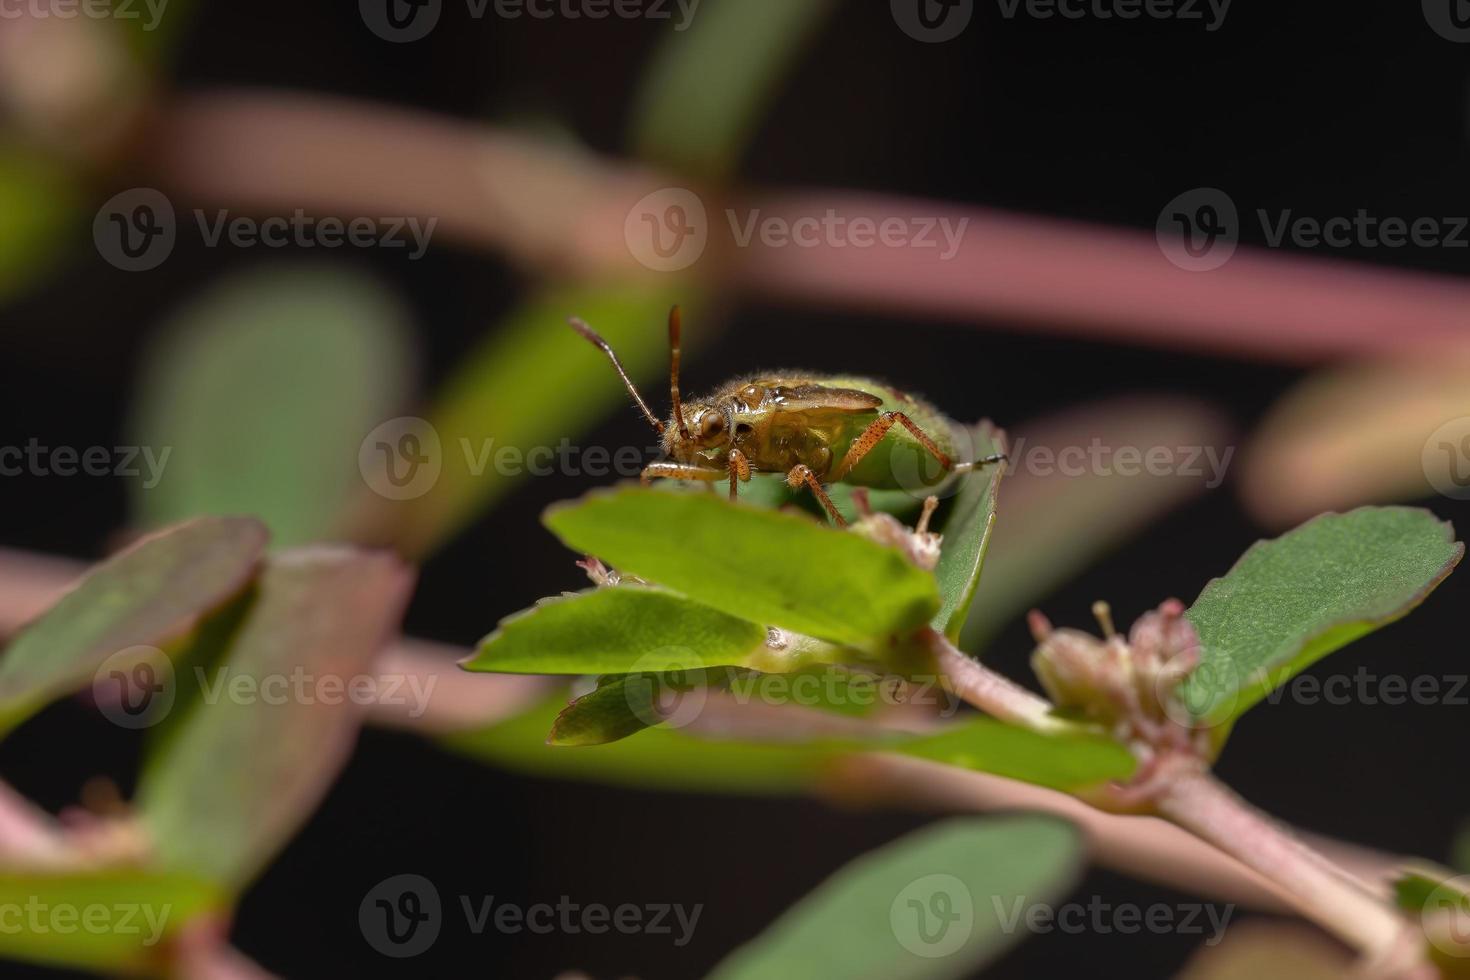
[1154, 765, 1408, 959]
[926, 629, 1075, 735]
[150, 90, 1470, 363]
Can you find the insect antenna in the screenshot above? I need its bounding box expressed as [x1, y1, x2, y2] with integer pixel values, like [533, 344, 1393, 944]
[568, 317, 664, 433]
[668, 305, 691, 441]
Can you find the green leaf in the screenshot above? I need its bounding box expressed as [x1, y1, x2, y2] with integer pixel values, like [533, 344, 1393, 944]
[961, 398, 1230, 652]
[0, 146, 77, 302]
[629, 0, 836, 179]
[129, 264, 416, 547]
[894, 716, 1135, 792]
[931, 421, 1006, 639]
[708, 816, 1084, 980]
[543, 487, 941, 653]
[464, 586, 767, 675]
[0, 867, 221, 974]
[0, 517, 267, 738]
[548, 669, 735, 746]
[1181, 507, 1462, 728]
[137, 547, 413, 890]
[443, 693, 852, 795]
[353, 281, 695, 558]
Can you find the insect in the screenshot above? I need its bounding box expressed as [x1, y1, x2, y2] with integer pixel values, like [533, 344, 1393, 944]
[570, 306, 1006, 526]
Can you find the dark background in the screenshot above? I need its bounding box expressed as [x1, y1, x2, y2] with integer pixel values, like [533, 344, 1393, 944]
[1, 2, 1466, 977]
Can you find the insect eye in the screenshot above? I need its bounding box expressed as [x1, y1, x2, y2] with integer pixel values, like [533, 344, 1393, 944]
[699, 414, 726, 440]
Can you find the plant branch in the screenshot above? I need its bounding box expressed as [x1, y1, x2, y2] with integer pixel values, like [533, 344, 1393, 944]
[1153, 762, 1411, 962]
[147, 89, 1470, 363]
[925, 628, 1076, 736]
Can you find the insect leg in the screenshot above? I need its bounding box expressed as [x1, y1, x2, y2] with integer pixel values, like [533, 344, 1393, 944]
[727, 448, 751, 501]
[832, 412, 1005, 480]
[786, 464, 846, 526]
[640, 463, 725, 486]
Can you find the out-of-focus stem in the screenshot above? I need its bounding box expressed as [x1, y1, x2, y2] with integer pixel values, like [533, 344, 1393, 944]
[1154, 765, 1410, 962]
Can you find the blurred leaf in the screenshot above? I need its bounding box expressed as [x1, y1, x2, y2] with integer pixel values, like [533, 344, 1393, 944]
[932, 421, 1006, 639]
[895, 716, 1135, 792]
[708, 816, 1084, 980]
[629, 0, 836, 179]
[1394, 866, 1459, 912]
[1174, 921, 1346, 980]
[0, 868, 221, 974]
[443, 693, 851, 794]
[0, 517, 266, 738]
[130, 264, 416, 547]
[1242, 356, 1470, 527]
[0, 146, 78, 301]
[547, 669, 734, 746]
[352, 281, 693, 558]
[1181, 507, 1462, 729]
[465, 586, 767, 674]
[543, 487, 940, 654]
[962, 398, 1232, 651]
[137, 546, 413, 890]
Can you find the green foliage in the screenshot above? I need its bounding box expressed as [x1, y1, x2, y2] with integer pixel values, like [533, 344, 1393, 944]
[443, 692, 854, 795]
[930, 422, 1005, 639]
[708, 816, 1084, 980]
[137, 547, 413, 890]
[0, 148, 77, 302]
[895, 716, 1135, 791]
[1182, 507, 1462, 728]
[465, 586, 768, 675]
[543, 487, 940, 654]
[629, 0, 837, 179]
[0, 517, 266, 738]
[0, 868, 221, 974]
[129, 265, 416, 546]
[367, 282, 695, 557]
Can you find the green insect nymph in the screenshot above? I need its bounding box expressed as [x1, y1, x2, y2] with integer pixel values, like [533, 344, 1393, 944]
[570, 307, 1006, 525]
